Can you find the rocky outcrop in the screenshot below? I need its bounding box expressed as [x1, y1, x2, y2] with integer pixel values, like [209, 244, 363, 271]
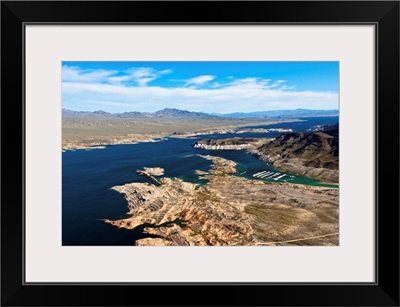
[256, 130, 338, 166]
[194, 143, 252, 150]
[307, 123, 339, 133]
[136, 168, 163, 185]
[192, 128, 339, 183]
[252, 128, 339, 183]
[104, 155, 339, 246]
[193, 137, 272, 150]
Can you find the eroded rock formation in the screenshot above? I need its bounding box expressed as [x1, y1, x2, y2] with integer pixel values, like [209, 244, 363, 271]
[104, 155, 339, 246]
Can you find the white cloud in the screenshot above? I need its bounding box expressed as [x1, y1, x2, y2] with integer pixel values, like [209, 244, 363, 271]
[62, 80, 338, 113]
[107, 75, 131, 84]
[224, 78, 290, 91]
[62, 66, 117, 83]
[62, 65, 172, 87]
[160, 69, 172, 74]
[62, 66, 338, 113]
[126, 67, 172, 86]
[184, 75, 215, 87]
[127, 67, 156, 86]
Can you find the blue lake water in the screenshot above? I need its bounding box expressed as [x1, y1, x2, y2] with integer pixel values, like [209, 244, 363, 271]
[62, 116, 338, 245]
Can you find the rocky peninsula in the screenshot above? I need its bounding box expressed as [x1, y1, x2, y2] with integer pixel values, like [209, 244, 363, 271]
[250, 128, 339, 183]
[104, 155, 339, 246]
[194, 127, 339, 184]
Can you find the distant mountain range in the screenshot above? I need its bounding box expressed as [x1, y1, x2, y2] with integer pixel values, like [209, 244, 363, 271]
[62, 108, 215, 118]
[62, 108, 339, 119]
[213, 109, 338, 118]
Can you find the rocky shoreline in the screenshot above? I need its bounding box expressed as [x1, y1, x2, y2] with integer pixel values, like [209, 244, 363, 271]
[249, 150, 339, 183]
[171, 127, 293, 138]
[62, 121, 296, 151]
[62, 133, 167, 151]
[104, 155, 339, 246]
[193, 137, 273, 150]
[193, 128, 339, 184]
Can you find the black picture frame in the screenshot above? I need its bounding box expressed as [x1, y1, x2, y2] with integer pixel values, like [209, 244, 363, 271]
[1, 1, 399, 306]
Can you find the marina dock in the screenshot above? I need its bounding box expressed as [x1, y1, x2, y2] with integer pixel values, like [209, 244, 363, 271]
[252, 171, 287, 181]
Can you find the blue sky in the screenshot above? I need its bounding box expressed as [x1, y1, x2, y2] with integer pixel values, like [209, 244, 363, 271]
[62, 62, 339, 113]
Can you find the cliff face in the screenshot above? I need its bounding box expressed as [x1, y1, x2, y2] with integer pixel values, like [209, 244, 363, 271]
[252, 128, 339, 183]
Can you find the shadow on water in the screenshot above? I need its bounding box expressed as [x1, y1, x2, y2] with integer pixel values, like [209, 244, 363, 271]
[131, 218, 187, 236]
[100, 219, 188, 246]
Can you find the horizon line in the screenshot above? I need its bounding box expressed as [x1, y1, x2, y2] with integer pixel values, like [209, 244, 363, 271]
[62, 107, 339, 115]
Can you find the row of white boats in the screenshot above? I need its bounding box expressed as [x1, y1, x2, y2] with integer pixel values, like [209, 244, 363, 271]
[252, 170, 294, 181]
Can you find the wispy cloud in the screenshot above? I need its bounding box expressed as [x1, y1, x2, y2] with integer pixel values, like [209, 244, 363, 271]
[224, 78, 288, 90]
[62, 65, 172, 87]
[126, 67, 172, 86]
[107, 75, 132, 84]
[62, 66, 117, 83]
[184, 75, 215, 87]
